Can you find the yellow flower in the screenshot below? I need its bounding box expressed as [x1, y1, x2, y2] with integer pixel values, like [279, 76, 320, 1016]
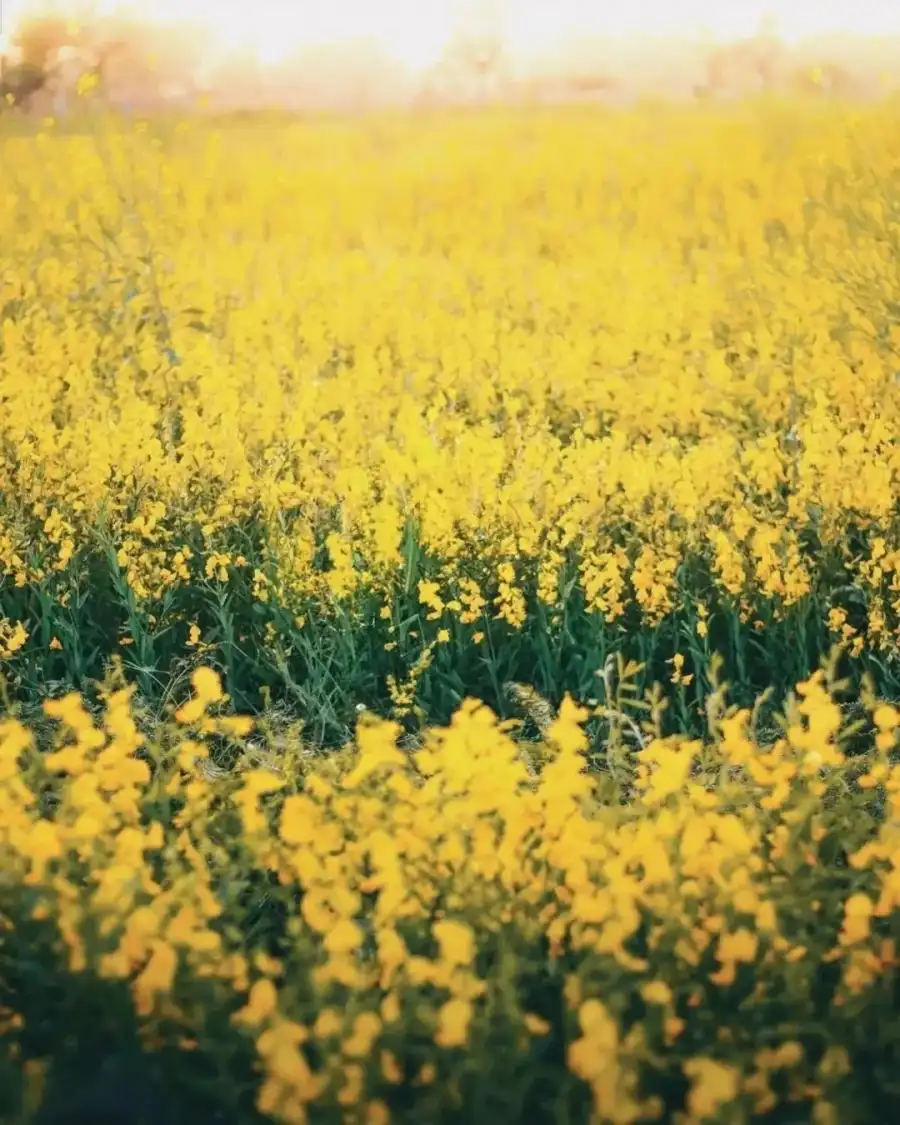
[75, 71, 100, 97]
[191, 667, 224, 704]
[324, 919, 364, 956]
[577, 999, 619, 1051]
[28, 821, 63, 863]
[240, 769, 284, 797]
[873, 704, 899, 731]
[841, 893, 873, 944]
[417, 580, 444, 619]
[381, 994, 401, 1024]
[175, 698, 206, 725]
[365, 1100, 391, 1125]
[313, 1007, 343, 1039]
[717, 929, 759, 964]
[641, 980, 673, 1006]
[414, 1062, 437, 1086]
[433, 919, 476, 967]
[381, 1049, 404, 1083]
[637, 739, 696, 804]
[668, 653, 694, 686]
[684, 1057, 741, 1120]
[234, 979, 279, 1027]
[217, 715, 255, 737]
[434, 997, 473, 1049]
[2, 621, 28, 655]
[132, 941, 178, 1015]
[523, 1013, 552, 1036]
[338, 1062, 365, 1105]
[343, 1011, 382, 1057]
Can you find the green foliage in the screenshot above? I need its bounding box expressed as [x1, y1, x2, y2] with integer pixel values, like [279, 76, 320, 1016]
[0, 521, 893, 748]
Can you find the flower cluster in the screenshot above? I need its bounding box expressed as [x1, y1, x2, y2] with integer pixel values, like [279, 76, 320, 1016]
[0, 667, 898, 1122]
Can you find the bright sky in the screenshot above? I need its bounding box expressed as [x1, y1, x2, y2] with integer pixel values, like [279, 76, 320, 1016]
[5, 0, 900, 68]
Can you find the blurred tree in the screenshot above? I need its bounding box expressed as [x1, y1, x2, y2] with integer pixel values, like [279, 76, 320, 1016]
[11, 11, 71, 72]
[0, 10, 70, 109]
[0, 59, 50, 109]
[0, 4, 203, 113]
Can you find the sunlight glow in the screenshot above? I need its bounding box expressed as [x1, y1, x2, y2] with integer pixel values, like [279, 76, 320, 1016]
[7, 0, 900, 72]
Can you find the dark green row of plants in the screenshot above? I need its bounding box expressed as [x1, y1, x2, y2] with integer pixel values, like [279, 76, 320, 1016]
[0, 518, 892, 746]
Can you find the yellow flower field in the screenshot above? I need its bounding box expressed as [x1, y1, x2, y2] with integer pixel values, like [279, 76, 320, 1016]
[1, 102, 900, 725]
[1, 100, 900, 1122]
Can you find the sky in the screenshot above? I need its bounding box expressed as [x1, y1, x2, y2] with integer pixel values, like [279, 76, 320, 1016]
[5, 0, 900, 69]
